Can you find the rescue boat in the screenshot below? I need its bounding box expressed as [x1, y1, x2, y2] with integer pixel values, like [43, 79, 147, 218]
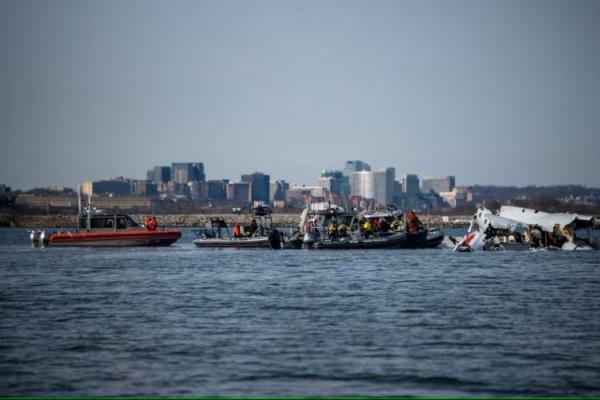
[193, 205, 282, 249]
[30, 187, 181, 247]
[32, 214, 181, 247]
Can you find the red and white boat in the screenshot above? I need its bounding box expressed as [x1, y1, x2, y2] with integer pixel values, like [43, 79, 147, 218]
[30, 189, 181, 247]
[32, 214, 181, 247]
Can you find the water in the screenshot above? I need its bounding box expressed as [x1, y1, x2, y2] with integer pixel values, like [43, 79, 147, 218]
[1, 227, 600, 396]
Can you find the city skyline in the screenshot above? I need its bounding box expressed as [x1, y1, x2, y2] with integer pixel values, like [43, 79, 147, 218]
[1, 0, 600, 190]
[3, 157, 600, 192]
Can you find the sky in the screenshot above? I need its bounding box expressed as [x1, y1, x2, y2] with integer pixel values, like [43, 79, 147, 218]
[1, 0, 599, 190]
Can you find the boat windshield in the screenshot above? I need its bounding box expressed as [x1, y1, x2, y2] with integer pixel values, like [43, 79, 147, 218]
[316, 213, 355, 228]
[79, 215, 139, 229]
[117, 215, 139, 229]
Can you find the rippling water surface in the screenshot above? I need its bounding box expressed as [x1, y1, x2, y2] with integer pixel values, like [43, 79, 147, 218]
[1, 228, 600, 396]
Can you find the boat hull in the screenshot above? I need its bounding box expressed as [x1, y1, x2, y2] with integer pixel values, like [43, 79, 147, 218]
[193, 237, 271, 248]
[48, 230, 182, 247]
[398, 231, 445, 249]
[314, 232, 407, 250]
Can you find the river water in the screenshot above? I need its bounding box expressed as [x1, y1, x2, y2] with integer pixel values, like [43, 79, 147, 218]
[1, 228, 599, 396]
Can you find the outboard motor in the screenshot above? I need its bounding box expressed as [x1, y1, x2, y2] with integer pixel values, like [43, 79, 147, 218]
[39, 230, 48, 246]
[303, 232, 318, 249]
[30, 230, 41, 246]
[30, 230, 48, 247]
[268, 229, 282, 250]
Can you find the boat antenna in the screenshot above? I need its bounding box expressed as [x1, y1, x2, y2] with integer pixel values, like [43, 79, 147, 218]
[77, 185, 82, 215]
[77, 185, 82, 232]
[87, 185, 92, 232]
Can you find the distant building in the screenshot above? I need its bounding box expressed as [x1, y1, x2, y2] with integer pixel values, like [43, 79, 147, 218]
[286, 185, 327, 207]
[349, 170, 375, 199]
[91, 195, 152, 210]
[226, 182, 250, 205]
[372, 168, 395, 206]
[348, 167, 395, 206]
[187, 180, 206, 200]
[385, 167, 395, 204]
[343, 160, 371, 177]
[400, 174, 420, 194]
[393, 180, 403, 198]
[150, 166, 171, 184]
[166, 181, 188, 197]
[207, 179, 229, 201]
[318, 170, 349, 195]
[88, 178, 132, 196]
[270, 180, 289, 202]
[171, 162, 205, 184]
[16, 194, 77, 209]
[438, 188, 467, 208]
[241, 172, 270, 203]
[132, 180, 158, 196]
[421, 176, 456, 194]
[15, 193, 152, 211]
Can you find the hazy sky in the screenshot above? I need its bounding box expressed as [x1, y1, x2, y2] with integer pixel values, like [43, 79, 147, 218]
[1, 0, 599, 190]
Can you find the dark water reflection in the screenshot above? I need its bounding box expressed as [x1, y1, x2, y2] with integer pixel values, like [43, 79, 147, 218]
[1, 228, 599, 396]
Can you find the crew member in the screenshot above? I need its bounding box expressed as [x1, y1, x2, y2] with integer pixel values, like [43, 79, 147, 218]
[147, 216, 157, 230]
[233, 223, 241, 238]
[362, 219, 372, 238]
[338, 223, 348, 237]
[328, 221, 338, 239]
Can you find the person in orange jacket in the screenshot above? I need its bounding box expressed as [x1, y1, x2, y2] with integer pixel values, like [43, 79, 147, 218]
[232, 223, 241, 238]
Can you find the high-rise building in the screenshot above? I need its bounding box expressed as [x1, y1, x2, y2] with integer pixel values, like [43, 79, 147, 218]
[286, 185, 327, 207]
[187, 180, 206, 200]
[226, 182, 250, 204]
[207, 179, 229, 201]
[421, 176, 456, 194]
[270, 180, 289, 202]
[241, 172, 270, 203]
[393, 180, 403, 199]
[371, 168, 395, 206]
[343, 160, 371, 177]
[319, 170, 350, 195]
[132, 180, 157, 196]
[438, 188, 467, 208]
[167, 181, 188, 196]
[171, 162, 205, 184]
[151, 166, 171, 184]
[90, 178, 132, 196]
[385, 167, 395, 204]
[349, 170, 375, 199]
[400, 174, 420, 194]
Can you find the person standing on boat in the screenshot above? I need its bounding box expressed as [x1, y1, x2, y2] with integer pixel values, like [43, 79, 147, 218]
[328, 221, 338, 240]
[372, 218, 380, 232]
[362, 218, 372, 238]
[248, 219, 258, 236]
[338, 223, 348, 238]
[233, 223, 241, 238]
[146, 216, 157, 231]
[379, 218, 390, 233]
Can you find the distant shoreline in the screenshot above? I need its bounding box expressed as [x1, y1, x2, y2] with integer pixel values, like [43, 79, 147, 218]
[0, 213, 471, 229]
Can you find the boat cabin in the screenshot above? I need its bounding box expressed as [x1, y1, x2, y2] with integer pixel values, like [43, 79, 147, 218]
[78, 214, 139, 231]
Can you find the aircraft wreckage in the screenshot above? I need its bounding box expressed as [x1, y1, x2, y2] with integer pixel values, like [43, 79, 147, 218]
[453, 206, 598, 251]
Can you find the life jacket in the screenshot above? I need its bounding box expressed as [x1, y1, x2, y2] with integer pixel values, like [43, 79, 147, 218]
[406, 211, 419, 222]
[147, 217, 157, 230]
